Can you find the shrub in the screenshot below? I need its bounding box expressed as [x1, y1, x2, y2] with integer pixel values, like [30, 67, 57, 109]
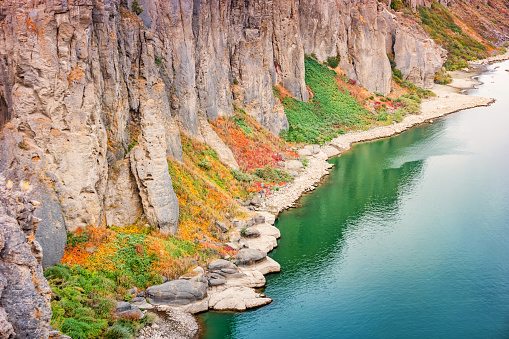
[104, 323, 134, 339]
[376, 110, 388, 121]
[131, 0, 143, 15]
[391, 0, 404, 11]
[327, 56, 339, 68]
[44, 265, 70, 281]
[254, 165, 292, 183]
[230, 169, 255, 182]
[232, 113, 253, 135]
[434, 70, 452, 84]
[198, 158, 212, 171]
[154, 56, 163, 66]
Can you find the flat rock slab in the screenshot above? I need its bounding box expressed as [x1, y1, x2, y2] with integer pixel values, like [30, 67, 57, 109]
[255, 211, 276, 225]
[245, 257, 281, 275]
[130, 298, 154, 310]
[223, 269, 266, 288]
[252, 223, 280, 239]
[239, 235, 277, 253]
[208, 286, 272, 311]
[155, 298, 209, 314]
[286, 159, 304, 170]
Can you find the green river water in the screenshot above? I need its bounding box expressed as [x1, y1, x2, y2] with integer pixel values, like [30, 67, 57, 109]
[199, 61, 509, 338]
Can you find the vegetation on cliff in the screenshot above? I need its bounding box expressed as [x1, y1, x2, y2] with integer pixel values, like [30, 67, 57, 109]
[280, 57, 372, 144]
[417, 2, 489, 70]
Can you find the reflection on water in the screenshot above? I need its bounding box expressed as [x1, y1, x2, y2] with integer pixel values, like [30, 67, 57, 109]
[199, 62, 509, 338]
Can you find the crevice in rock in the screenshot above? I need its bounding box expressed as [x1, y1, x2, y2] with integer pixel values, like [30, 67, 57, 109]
[0, 93, 9, 131]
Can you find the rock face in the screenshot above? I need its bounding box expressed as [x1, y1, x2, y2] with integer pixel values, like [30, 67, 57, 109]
[0, 176, 52, 338]
[299, 0, 445, 93]
[0, 0, 445, 263]
[402, 0, 452, 12]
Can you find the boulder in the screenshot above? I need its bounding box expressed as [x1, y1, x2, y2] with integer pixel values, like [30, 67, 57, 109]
[242, 227, 261, 238]
[215, 221, 229, 233]
[233, 248, 267, 266]
[250, 197, 263, 208]
[253, 215, 266, 224]
[208, 273, 226, 286]
[208, 259, 237, 273]
[146, 279, 207, 306]
[115, 301, 132, 313]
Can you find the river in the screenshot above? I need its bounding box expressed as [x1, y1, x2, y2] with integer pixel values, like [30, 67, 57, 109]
[199, 61, 509, 338]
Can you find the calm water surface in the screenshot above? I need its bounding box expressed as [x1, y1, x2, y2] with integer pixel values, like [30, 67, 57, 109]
[199, 61, 509, 338]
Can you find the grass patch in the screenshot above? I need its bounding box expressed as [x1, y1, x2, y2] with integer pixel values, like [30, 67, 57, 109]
[45, 265, 156, 339]
[281, 57, 372, 144]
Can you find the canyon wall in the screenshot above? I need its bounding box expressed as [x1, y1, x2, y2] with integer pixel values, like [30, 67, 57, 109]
[0, 0, 444, 267]
[0, 176, 52, 338]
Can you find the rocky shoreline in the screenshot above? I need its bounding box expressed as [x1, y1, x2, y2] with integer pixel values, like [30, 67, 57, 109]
[263, 69, 494, 215]
[135, 67, 496, 338]
[469, 50, 509, 66]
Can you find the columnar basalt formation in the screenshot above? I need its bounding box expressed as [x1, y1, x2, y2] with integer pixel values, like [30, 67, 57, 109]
[0, 0, 445, 266]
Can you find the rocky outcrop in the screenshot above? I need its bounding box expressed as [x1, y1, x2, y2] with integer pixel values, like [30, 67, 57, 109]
[402, 0, 452, 12]
[0, 176, 52, 338]
[299, 0, 445, 93]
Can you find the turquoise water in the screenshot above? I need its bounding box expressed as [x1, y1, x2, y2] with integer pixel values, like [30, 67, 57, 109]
[199, 62, 509, 338]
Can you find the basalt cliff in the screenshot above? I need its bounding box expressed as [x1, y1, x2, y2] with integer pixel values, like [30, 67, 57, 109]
[0, 0, 447, 272]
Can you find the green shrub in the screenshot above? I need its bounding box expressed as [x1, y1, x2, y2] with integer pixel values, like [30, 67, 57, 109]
[376, 110, 389, 121]
[44, 265, 70, 281]
[391, 0, 404, 11]
[131, 0, 143, 15]
[327, 56, 339, 68]
[104, 323, 134, 339]
[154, 56, 163, 66]
[231, 113, 253, 135]
[301, 158, 309, 168]
[230, 169, 255, 182]
[198, 158, 212, 171]
[254, 165, 292, 183]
